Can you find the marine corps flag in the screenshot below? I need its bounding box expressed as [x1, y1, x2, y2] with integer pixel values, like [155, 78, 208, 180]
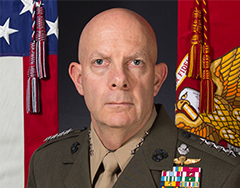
[176, 0, 240, 153]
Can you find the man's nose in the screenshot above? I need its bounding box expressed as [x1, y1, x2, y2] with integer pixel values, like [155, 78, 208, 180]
[108, 66, 129, 90]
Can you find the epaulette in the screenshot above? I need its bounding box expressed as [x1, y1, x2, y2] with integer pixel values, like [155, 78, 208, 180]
[34, 127, 89, 152]
[199, 137, 237, 157]
[180, 130, 238, 158]
[43, 127, 88, 143]
[44, 128, 74, 142]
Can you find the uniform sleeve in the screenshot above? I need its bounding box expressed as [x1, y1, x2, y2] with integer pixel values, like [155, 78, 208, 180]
[222, 163, 240, 188]
[27, 152, 37, 188]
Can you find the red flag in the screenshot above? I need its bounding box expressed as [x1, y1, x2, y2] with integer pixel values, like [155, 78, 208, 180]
[176, 0, 240, 152]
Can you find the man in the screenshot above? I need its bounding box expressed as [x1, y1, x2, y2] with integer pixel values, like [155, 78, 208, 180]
[27, 8, 240, 188]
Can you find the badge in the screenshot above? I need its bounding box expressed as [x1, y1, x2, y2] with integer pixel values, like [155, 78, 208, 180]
[174, 156, 201, 166]
[161, 166, 201, 188]
[178, 143, 190, 155]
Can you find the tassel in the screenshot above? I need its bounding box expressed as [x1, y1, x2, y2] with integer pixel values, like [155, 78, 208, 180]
[196, 42, 203, 79]
[199, 0, 215, 114]
[200, 79, 214, 113]
[188, 38, 202, 78]
[187, 7, 202, 79]
[35, 6, 47, 79]
[188, 41, 196, 77]
[199, 44, 215, 113]
[27, 42, 40, 113]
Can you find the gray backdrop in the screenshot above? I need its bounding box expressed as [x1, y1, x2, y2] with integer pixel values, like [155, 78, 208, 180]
[58, 1, 177, 132]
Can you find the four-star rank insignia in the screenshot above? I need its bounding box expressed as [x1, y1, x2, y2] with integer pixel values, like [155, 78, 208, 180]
[161, 167, 201, 188]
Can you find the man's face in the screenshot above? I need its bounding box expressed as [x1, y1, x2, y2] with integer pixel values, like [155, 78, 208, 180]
[73, 11, 163, 132]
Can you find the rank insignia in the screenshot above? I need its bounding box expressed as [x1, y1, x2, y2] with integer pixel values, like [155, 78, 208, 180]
[161, 166, 201, 188]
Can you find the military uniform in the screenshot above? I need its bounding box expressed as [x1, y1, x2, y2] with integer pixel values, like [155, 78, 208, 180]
[27, 104, 240, 188]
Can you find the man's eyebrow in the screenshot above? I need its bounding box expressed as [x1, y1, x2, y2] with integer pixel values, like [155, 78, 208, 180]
[126, 51, 148, 60]
[89, 51, 149, 60]
[89, 51, 108, 59]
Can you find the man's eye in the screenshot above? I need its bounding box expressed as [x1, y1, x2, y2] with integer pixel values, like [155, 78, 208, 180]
[94, 59, 104, 65]
[131, 59, 143, 66]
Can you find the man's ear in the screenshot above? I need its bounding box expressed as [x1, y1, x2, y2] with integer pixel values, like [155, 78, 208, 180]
[153, 63, 168, 96]
[69, 62, 84, 96]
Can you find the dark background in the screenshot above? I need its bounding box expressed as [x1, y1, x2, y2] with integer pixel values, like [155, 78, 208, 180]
[58, 1, 177, 132]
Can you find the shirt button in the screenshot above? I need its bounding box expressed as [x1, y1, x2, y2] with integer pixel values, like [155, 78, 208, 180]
[182, 131, 191, 138]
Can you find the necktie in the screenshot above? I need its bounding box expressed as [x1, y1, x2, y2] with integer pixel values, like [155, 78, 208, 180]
[95, 152, 119, 188]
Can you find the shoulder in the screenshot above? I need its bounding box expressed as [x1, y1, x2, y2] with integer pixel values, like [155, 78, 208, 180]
[27, 127, 90, 187]
[154, 103, 239, 163]
[177, 129, 240, 166]
[34, 127, 89, 155]
[177, 129, 240, 187]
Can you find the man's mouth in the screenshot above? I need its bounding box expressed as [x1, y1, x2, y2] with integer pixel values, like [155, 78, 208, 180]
[106, 102, 134, 106]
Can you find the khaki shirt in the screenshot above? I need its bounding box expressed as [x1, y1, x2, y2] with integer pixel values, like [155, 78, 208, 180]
[90, 107, 157, 183]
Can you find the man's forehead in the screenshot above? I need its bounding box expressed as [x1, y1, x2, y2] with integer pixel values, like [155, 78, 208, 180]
[82, 10, 149, 38]
[85, 8, 145, 30]
[78, 8, 157, 63]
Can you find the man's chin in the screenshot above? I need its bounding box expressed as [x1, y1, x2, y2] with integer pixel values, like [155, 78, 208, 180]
[103, 113, 135, 128]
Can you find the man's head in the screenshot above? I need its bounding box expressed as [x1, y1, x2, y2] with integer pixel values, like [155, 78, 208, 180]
[69, 8, 167, 139]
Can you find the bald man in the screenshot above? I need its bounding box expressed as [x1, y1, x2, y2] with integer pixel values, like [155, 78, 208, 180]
[27, 8, 240, 188]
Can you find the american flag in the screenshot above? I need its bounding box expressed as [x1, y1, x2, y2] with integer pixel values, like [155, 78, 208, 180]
[0, 0, 58, 187]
